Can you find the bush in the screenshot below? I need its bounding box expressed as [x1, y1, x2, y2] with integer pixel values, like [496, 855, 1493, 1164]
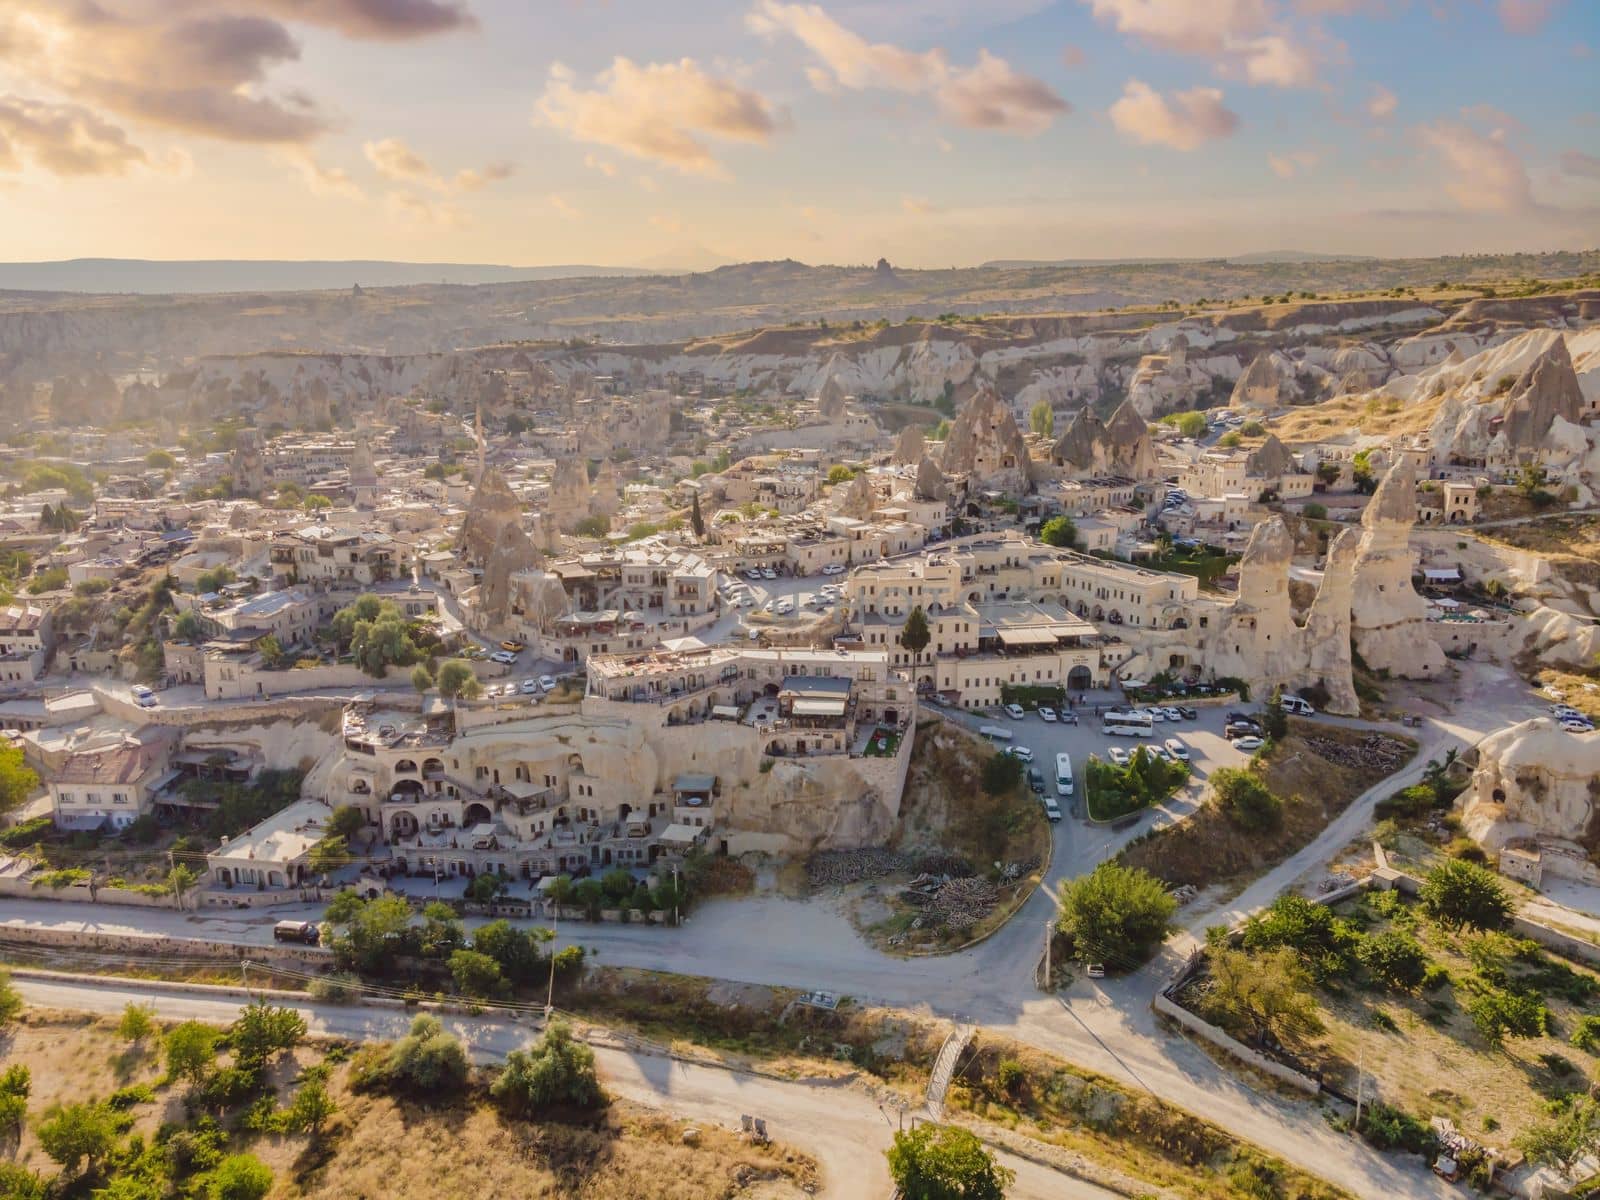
[355, 1014, 469, 1096]
[230, 1002, 306, 1071]
[1420, 860, 1512, 932]
[491, 1020, 605, 1114]
[1466, 985, 1547, 1047]
[1209, 767, 1282, 831]
[35, 1101, 122, 1174]
[1242, 894, 1361, 981]
[164, 1020, 219, 1086]
[205, 1153, 273, 1200]
[117, 1002, 157, 1043]
[887, 1124, 1013, 1200]
[980, 750, 1024, 796]
[1569, 1014, 1600, 1054]
[0, 968, 20, 1026]
[1357, 929, 1430, 992]
[0, 1165, 48, 1200]
[1359, 1101, 1435, 1154]
[995, 1058, 1025, 1098]
[449, 948, 508, 999]
[1057, 862, 1177, 967]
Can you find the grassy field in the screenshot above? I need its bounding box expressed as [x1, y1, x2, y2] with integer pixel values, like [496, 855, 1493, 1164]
[1, 1009, 819, 1200]
[1119, 722, 1416, 889]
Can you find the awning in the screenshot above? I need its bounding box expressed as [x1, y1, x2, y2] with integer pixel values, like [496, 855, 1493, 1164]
[1423, 568, 1461, 582]
[148, 768, 183, 793]
[996, 626, 1058, 648]
[792, 696, 848, 717]
[673, 773, 716, 793]
[501, 779, 545, 800]
[710, 704, 741, 720]
[659, 822, 703, 845]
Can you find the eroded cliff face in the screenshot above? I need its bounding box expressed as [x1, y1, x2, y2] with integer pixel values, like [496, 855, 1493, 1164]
[1461, 718, 1600, 851]
[941, 384, 1033, 493]
[1350, 457, 1447, 679]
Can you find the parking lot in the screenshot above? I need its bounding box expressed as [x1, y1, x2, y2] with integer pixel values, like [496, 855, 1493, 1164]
[717, 567, 848, 629]
[935, 694, 1260, 873]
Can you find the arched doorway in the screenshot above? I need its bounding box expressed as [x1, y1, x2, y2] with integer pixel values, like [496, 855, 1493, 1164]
[1067, 665, 1093, 691]
[463, 801, 492, 826]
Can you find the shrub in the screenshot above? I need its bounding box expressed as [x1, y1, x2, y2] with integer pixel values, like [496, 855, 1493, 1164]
[1465, 986, 1547, 1047]
[1357, 929, 1430, 992]
[35, 1101, 122, 1174]
[0, 969, 20, 1026]
[1210, 767, 1282, 832]
[1057, 862, 1177, 967]
[1359, 1102, 1435, 1154]
[1242, 894, 1361, 981]
[229, 1001, 306, 1071]
[0, 1165, 48, 1200]
[205, 1153, 273, 1200]
[449, 948, 508, 999]
[491, 1021, 605, 1114]
[1420, 860, 1512, 932]
[164, 1020, 219, 1086]
[355, 1014, 470, 1096]
[887, 1124, 1013, 1200]
[995, 1058, 1025, 1098]
[1569, 1014, 1600, 1054]
[980, 751, 1024, 796]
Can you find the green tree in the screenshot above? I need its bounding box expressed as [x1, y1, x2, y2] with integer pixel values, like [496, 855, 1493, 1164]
[0, 1063, 29, 1140]
[1168, 410, 1208, 438]
[1466, 986, 1546, 1047]
[1356, 929, 1429, 992]
[1201, 945, 1323, 1045]
[369, 1014, 470, 1096]
[1420, 860, 1511, 932]
[308, 834, 353, 874]
[1029, 400, 1054, 439]
[283, 1068, 337, 1140]
[1303, 502, 1327, 520]
[195, 565, 237, 594]
[330, 594, 420, 677]
[0, 967, 20, 1025]
[1210, 767, 1282, 831]
[449, 948, 508, 999]
[172, 609, 204, 640]
[435, 658, 482, 700]
[304, 493, 332, 512]
[826, 464, 856, 485]
[690, 490, 705, 539]
[419, 901, 465, 957]
[1514, 462, 1551, 501]
[1039, 516, 1077, 549]
[900, 605, 931, 657]
[205, 1153, 273, 1200]
[117, 1002, 156, 1043]
[256, 634, 286, 668]
[1515, 1097, 1600, 1178]
[1241, 893, 1361, 980]
[35, 1101, 119, 1175]
[167, 863, 198, 908]
[1057, 862, 1177, 966]
[165, 1021, 219, 1086]
[0, 1165, 46, 1200]
[472, 919, 552, 983]
[327, 804, 366, 841]
[981, 751, 1024, 797]
[410, 663, 435, 692]
[229, 1002, 307, 1072]
[491, 1020, 605, 1114]
[325, 891, 415, 975]
[886, 1124, 1013, 1200]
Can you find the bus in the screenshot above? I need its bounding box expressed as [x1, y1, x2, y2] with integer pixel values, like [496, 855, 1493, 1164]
[1054, 752, 1074, 797]
[977, 724, 1013, 742]
[1102, 709, 1154, 738]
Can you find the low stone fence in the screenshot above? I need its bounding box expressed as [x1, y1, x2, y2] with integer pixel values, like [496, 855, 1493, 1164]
[1509, 915, 1600, 968]
[197, 886, 335, 910]
[0, 921, 332, 970]
[1153, 992, 1321, 1095]
[0, 876, 177, 909]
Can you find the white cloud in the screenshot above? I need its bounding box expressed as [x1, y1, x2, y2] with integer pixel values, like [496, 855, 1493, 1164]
[583, 153, 617, 177]
[1109, 79, 1239, 150]
[1366, 84, 1397, 120]
[535, 57, 781, 177]
[1267, 148, 1320, 177]
[547, 192, 581, 220]
[1560, 150, 1600, 180]
[0, 95, 146, 176]
[1498, 0, 1560, 34]
[282, 148, 363, 198]
[364, 136, 512, 193]
[385, 191, 466, 229]
[1081, 0, 1329, 88]
[902, 195, 935, 214]
[452, 162, 513, 191]
[748, 1, 1068, 135]
[1417, 118, 1534, 213]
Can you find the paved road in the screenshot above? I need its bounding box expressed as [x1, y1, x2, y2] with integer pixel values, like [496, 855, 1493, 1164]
[0, 659, 1550, 1199]
[11, 974, 1114, 1200]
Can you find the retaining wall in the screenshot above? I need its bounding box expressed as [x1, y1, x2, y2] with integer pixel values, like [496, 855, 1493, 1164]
[1153, 992, 1321, 1094]
[0, 877, 176, 908]
[0, 921, 331, 970]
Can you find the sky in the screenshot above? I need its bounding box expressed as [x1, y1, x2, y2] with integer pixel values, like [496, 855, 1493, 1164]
[0, 0, 1596, 269]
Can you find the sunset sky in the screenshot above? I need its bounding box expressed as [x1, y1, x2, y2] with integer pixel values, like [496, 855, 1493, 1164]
[1, 0, 1596, 268]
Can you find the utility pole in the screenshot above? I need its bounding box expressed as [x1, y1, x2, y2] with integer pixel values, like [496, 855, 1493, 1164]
[1043, 917, 1053, 991]
[672, 862, 680, 927]
[1353, 1045, 1365, 1135]
[544, 899, 558, 1022]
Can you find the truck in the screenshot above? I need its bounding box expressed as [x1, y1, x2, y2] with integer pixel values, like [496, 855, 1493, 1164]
[273, 920, 320, 945]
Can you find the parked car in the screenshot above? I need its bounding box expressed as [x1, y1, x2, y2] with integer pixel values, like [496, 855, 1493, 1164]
[1042, 795, 1063, 823]
[761, 568, 777, 580]
[1225, 720, 1261, 739]
[1560, 717, 1594, 733]
[1281, 694, 1316, 716]
[1027, 767, 1045, 794]
[746, 569, 763, 581]
[499, 639, 526, 653]
[822, 563, 846, 575]
[134, 691, 159, 709]
[539, 675, 558, 692]
[1231, 735, 1265, 751]
[1160, 706, 1183, 722]
[1163, 738, 1190, 761]
[1108, 746, 1130, 767]
[1004, 703, 1026, 720]
[1008, 745, 1034, 763]
[273, 920, 320, 945]
[1149, 745, 1172, 762]
[1037, 706, 1058, 722]
[1084, 963, 1105, 979]
[1176, 705, 1198, 720]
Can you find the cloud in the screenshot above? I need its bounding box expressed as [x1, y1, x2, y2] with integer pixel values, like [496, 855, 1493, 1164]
[386, 190, 466, 228]
[748, 1, 1068, 135]
[363, 137, 511, 192]
[1561, 150, 1600, 179]
[1081, 0, 1330, 88]
[1497, 0, 1560, 33]
[282, 148, 364, 198]
[1267, 148, 1320, 177]
[583, 153, 617, 177]
[1417, 118, 1533, 212]
[1109, 79, 1239, 150]
[0, 0, 468, 150]
[547, 192, 581, 220]
[535, 57, 780, 176]
[0, 95, 146, 175]
[1366, 84, 1397, 120]
[902, 195, 935, 214]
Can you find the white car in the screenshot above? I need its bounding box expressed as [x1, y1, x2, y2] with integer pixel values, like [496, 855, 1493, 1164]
[489, 649, 517, 665]
[737, 594, 755, 607]
[745, 569, 762, 581]
[822, 563, 845, 575]
[774, 599, 794, 615]
[1004, 703, 1026, 720]
[1008, 745, 1034, 763]
[762, 568, 777, 580]
[1143, 708, 1166, 722]
[1108, 746, 1130, 767]
[1163, 738, 1190, 761]
[1231, 735, 1265, 751]
[1149, 745, 1172, 763]
[1560, 717, 1594, 733]
[133, 687, 159, 709]
[539, 675, 557, 692]
[1160, 706, 1184, 722]
[519, 678, 540, 694]
[1041, 795, 1062, 823]
[1037, 706, 1058, 722]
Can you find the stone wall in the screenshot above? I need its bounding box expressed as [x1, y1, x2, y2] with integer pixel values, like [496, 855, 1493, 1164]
[1152, 992, 1322, 1094]
[0, 877, 176, 908]
[0, 921, 331, 970]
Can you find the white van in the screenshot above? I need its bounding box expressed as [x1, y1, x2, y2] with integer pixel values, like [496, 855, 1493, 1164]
[978, 724, 1014, 742]
[1054, 753, 1074, 798]
[1281, 695, 1315, 716]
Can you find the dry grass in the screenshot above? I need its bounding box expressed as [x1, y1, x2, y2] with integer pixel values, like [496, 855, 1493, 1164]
[1284, 896, 1600, 1147]
[1269, 391, 1443, 446]
[892, 720, 1051, 867]
[1120, 723, 1416, 889]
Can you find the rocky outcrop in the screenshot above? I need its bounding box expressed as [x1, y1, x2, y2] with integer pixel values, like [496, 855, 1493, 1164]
[1461, 718, 1600, 852]
[890, 423, 926, 465]
[913, 455, 948, 502]
[833, 472, 876, 520]
[1247, 433, 1295, 481]
[1500, 334, 1585, 455]
[1301, 529, 1359, 715]
[460, 469, 524, 565]
[548, 458, 596, 533]
[1349, 457, 1447, 678]
[1230, 351, 1296, 409]
[1050, 400, 1154, 479]
[1126, 333, 1211, 418]
[941, 384, 1032, 493]
[479, 521, 541, 623]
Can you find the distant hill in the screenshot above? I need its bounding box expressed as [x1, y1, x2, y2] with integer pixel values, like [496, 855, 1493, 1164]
[0, 258, 656, 295]
[1225, 250, 1379, 264]
[982, 251, 1377, 269]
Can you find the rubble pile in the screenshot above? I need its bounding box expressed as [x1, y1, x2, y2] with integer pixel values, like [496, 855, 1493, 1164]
[808, 848, 912, 886]
[899, 873, 1000, 930]
[1303, 732, 1412, 773]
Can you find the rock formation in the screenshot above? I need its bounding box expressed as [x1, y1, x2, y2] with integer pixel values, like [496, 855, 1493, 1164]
[460, 469, 523, 564]
[1230, 351, 1297, 410]
[1126, 333, 1209, 418]
[1349, 456, 1447, 678]
[941, 384, 1032, 493]
[913, 455, 948, 502]
[1200, 516, 1358, 714]
[1050, 400, 1154, 479]
[833, 472, 876, 521]
[890, 423, 926, 465]
[1499, 334, 1585, 456]
[1460, 718, 1600, 854]
[817, 359, 849, 422]
[548, 458, 595, 533]
[479, 521, 541, 623]
[590, 457, 621, 519]
[230, 430, 267, 498]
[1246, 433, 1295, 481]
